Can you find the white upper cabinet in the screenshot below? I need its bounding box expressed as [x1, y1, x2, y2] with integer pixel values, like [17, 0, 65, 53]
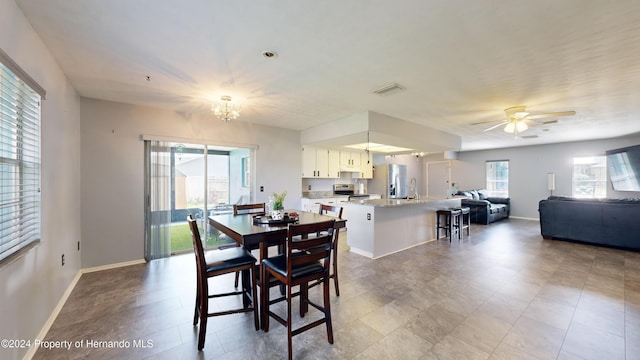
[339, 151, 361, 171]
[302, 146, 339, 178]
[360, 151, 373, 179]
[301, 145, 317, 178]
[328, 150, 341, 178]
[303, 147, 370, 178]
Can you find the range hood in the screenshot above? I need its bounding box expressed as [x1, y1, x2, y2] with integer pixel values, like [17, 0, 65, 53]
[300, 111, 461, 154]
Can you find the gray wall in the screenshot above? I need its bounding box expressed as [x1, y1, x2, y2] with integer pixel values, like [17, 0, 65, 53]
[80, 98, 302, 268]
[0, 1, 82, 359]
[451, 135, 640, 219]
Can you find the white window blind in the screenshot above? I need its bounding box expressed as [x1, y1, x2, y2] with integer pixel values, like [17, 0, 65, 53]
[0, 58, 42, 261]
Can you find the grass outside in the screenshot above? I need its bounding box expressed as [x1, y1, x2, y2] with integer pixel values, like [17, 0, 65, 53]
[170, 222, 235, 253]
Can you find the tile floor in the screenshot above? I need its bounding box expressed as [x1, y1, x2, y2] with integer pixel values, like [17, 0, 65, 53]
[34, 219, 640, 359]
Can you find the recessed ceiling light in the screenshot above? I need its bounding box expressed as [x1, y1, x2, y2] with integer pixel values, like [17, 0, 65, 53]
[262, 50, 278, 59]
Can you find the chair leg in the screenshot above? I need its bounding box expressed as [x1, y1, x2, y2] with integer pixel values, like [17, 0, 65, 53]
[333, 234, 340, 296]
[324, 277, 334, 344]
[250, 265, 260, 331]
[436, 214, 441, 238]
[241, 269, 250, 309]
[299, 283, 309, 317]
[234, 271, 240, 288]
[193, 278, 200, 326]
[287, 284, 293, 360]
[261, 266, 270, 332]
[197, 281, 208, 351]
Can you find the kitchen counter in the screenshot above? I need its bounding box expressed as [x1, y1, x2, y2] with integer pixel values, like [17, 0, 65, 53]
[347, 196, 459, 207]
[302, 191, 342, 199]
[302, 194, 350, 199]
[344, 197, 461, 259]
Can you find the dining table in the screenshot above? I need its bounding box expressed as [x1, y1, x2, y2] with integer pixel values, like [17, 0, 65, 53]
[208, 210, 345, 263]
[208, 210, 346, 329]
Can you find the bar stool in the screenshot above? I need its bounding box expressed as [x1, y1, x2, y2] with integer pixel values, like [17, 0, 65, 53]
[457, 206, 471, 238]
[436, 208, 461, 242]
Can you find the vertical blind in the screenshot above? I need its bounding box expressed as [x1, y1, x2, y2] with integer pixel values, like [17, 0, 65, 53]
[0, 60, 42, 261]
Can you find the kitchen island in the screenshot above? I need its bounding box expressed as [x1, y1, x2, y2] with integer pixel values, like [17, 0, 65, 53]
[344, 197, 462, 259]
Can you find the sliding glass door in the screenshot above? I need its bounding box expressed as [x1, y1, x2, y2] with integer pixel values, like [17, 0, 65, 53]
[144, 140, 252, 260]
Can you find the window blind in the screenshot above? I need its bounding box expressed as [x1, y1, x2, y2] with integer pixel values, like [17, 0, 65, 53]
[0, 61, 41, 261]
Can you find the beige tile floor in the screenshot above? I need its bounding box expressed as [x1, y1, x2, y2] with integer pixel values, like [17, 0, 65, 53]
[34, 219, 640, 359]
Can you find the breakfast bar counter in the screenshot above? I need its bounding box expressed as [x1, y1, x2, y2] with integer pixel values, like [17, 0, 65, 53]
[344, 197, 461, 258]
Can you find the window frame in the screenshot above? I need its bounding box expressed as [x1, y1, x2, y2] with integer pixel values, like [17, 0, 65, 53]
[485, 160, 509, 197]
[241, 156, 250, 188]
[572, 156, 607, 198]
[0, 49, 45, 263]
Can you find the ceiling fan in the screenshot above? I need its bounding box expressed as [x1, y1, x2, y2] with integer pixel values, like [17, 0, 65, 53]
[473, 106, 576, 138]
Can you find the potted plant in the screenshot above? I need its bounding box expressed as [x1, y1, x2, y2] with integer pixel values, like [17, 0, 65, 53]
[271, 190, 287, 219]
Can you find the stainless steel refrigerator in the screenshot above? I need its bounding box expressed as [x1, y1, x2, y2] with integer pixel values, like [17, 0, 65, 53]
[369, 164, 407, 198]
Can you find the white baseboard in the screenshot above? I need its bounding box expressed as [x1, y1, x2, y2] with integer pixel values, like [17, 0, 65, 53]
[23, 258, 147, 360]
[348, 247, 374, 259]
[23, 270, 82, 360]
[349, 239, 436, 260]
[81, 258, 146, 273]
[509, 216, 540, 221]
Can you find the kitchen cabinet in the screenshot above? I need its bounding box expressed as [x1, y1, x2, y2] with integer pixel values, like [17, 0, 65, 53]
[301, 197, 348, 213]
[328, 150, 341, 178]
[340, 151, 361, 171]
[302, 146, 338, 178]
[359, 151, 373, 179]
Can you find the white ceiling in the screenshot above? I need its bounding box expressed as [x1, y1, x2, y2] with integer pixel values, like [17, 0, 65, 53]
[15, 0, 640, 151]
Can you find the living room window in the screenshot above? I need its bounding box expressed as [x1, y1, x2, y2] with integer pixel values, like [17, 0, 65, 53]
[0, 53, 45, 263]
[486, 160, 509, 197]
[572, 156, 607, 198]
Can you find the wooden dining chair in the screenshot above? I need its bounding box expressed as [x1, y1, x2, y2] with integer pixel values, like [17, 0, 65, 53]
[233, 203, 266, 216]
[313, 204, 343, 296]
[225, 203, 266, 287]
[261, 220, 336, 360]
[187, 215, 259, 351]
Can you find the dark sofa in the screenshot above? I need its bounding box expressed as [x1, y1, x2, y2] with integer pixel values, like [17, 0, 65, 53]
[456, 189, 510, 224]
[539, 196, 640, 251]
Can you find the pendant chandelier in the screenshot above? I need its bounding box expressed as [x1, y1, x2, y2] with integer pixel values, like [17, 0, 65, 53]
[212, 95, 241, 122]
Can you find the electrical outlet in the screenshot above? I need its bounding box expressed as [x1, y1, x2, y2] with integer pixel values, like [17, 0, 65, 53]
[77, 241, 80, 251]
[61, 254, 65, 266]
[367, 213, 371, 220]
[260, 186, 264, 192]
[308, 185, 312, 190]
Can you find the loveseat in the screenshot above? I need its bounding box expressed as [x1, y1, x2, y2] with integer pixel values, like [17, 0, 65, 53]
[539, 196, 640, 251]
[456, 189, 510, 224]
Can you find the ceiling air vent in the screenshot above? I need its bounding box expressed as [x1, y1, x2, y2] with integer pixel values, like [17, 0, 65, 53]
[372, 82, 405, 96]
[521, 135, 539, 139]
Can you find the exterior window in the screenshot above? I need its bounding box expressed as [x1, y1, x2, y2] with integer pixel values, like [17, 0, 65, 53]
[486, 160, 509, 197]
[0, 61, 42, 262]
[242, 157, 250, 188]
[572, 156, 607, 198]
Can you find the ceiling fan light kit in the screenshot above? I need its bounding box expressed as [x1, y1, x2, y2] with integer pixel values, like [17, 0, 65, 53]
[481, 105, 575, 139]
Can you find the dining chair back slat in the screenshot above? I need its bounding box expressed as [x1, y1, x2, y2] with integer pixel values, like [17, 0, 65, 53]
[233, 203, 266, 216]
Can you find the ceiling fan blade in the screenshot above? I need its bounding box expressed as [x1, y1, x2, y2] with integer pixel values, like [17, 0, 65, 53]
[483, 121, 508, 132]
[526, 111, 576, 120]
[471, 119, 503, 126]
[524, 118, 559, 127]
